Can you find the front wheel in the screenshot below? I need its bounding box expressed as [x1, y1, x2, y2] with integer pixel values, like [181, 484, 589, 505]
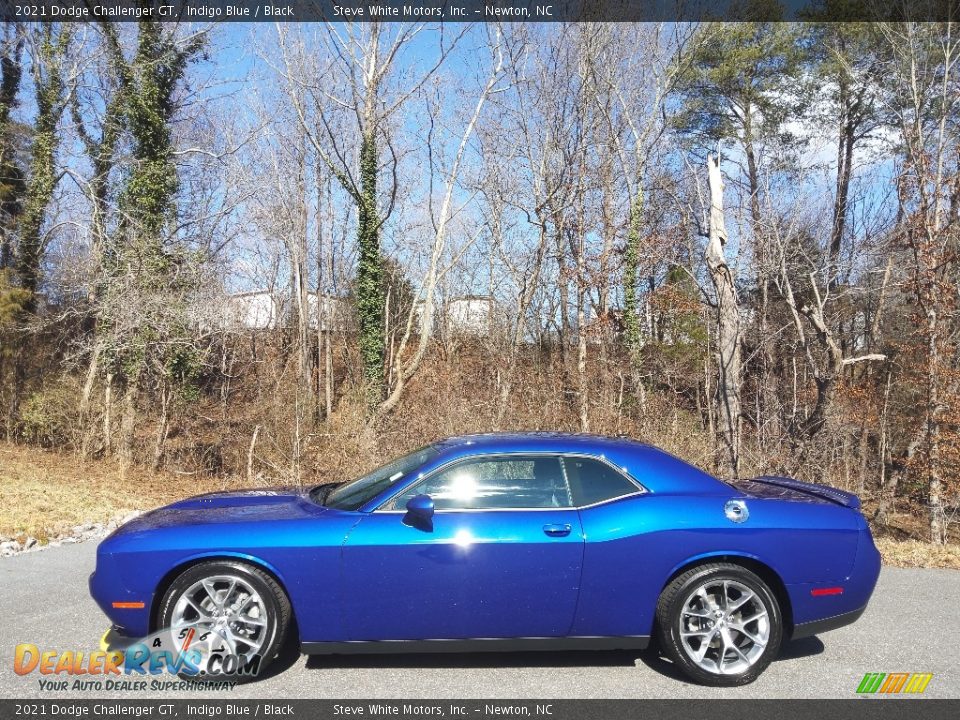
[655, 563, 782, 686]
[157, 560, 291, 681]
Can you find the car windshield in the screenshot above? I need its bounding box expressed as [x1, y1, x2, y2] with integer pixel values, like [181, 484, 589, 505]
[316, 444, 441, 511]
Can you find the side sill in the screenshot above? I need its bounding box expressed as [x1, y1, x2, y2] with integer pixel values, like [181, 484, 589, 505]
[791, 605, 866, 640]
[301, 636, 650, 655]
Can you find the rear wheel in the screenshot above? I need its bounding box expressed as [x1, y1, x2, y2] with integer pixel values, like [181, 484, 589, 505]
[655, 563, 782, 686]
[158, 560, 291, 681]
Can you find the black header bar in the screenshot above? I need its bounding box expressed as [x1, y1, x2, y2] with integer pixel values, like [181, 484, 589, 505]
[1, 0, 959, 23]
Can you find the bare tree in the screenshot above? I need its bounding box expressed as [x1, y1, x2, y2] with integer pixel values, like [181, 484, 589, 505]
[878, 21, 960, 543]
[704, 153, 742, 477]
[595, 24, 695, 405]
[377, 27, 506, 416]
[273, 22, 466, 412]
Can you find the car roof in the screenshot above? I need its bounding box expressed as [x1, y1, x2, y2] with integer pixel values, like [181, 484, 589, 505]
[435, 431, 648, 454]
[429, 432, 729, 496]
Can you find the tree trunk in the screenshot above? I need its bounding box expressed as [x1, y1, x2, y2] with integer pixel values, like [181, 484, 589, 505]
[623, 189, 645, 401]
[79, 343, 100, 458]
[119, 381, 136, 479]
[555, 224, 575, 412]
[926, 308, 944, 544]
[103, 372, 113, 455]
[704, 322, 715, 441]
[829, 89, 855, 289]
[247, 425, 261, 484]
[705, 154, 741, 478]
[574, 184, 589, 432]
[151, 382, 169, 471]
[830, 70, 850, 268]
[577, 283, 589, 432]
[875, 368, 893, 524]
[292, 215, 313, 422]
[316, 173, 334, 421]
[324, 328, 333, 418]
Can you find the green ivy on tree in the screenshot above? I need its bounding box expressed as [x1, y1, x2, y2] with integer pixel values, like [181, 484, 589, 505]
[15, 26, 70, 311]
[356, 132, 385, 408]
[0, 27, 26, 271]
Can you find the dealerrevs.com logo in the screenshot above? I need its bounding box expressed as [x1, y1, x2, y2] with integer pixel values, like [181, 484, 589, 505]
[856, 673, 934, 695]
[13, 627, 260, 691]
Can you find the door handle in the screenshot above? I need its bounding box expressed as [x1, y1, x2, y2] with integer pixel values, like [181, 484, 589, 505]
[543, 523, 572, 537]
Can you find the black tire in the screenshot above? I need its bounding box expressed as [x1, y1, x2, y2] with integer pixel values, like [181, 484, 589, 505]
[157, 560, 291, 682]
[655, 563, 782, 687]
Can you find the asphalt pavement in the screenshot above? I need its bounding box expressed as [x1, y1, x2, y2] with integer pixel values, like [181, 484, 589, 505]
[0, 540, 956, 699]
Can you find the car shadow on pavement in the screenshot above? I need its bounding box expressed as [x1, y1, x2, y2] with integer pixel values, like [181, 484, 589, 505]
[633, 637, 824, 682]
[250, 620, 308, 682]
[777, 636, 825, 661]
[290, 636, 825, 682]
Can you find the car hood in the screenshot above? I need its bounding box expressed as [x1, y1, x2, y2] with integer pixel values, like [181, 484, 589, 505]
[167, 487, 305, 510]
[110, 487, 326, 536]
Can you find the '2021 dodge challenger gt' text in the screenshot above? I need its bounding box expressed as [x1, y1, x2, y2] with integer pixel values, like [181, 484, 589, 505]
[90, 432, 880, 686]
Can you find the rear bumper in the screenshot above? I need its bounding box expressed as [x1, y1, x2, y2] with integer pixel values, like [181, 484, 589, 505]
[785, 520, 880, 632]
[791, 605, 866, 640]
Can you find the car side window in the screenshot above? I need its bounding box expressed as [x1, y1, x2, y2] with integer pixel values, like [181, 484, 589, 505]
[564, 457, 639, 507]
[385, 455, 571, 510]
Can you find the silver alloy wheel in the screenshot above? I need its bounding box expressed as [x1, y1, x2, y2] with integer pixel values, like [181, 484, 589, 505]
[170, 574, 269, 668]
[678, 579, 770, 675]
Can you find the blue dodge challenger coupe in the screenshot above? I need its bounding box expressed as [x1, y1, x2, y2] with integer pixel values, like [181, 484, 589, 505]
[90, 432, 880, 686]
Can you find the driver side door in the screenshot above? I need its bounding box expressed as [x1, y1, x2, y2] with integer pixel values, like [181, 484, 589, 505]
[340, 454, 584, 641]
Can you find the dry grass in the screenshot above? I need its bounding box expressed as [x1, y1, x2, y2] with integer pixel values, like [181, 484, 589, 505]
[0, 442, 246, 543]
[875, 538, 960, 570]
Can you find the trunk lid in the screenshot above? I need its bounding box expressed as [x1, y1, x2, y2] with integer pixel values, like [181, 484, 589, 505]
[735, 475, 862, 510]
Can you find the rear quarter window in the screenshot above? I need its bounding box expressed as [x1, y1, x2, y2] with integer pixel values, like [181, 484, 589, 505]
[564, 457, 640, 507]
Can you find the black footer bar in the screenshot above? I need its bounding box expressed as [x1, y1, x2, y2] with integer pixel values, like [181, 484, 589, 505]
[1, 700, 958, 720]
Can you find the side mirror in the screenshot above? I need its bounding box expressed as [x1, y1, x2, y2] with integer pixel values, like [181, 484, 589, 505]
[405, 494, 435, 521]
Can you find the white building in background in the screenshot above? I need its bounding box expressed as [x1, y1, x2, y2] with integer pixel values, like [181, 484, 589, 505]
[225, 291, 283, 330]
[220, 291, 499, 336]
[222, 291, 347, 332]
[411, 295, 502, 338]
[445, 295, 496, 336]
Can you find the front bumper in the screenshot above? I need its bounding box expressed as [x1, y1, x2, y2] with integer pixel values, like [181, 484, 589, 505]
[89, 561, 153, 637]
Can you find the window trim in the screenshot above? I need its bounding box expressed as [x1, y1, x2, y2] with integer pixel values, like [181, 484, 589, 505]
[373, 451, 647, 513]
